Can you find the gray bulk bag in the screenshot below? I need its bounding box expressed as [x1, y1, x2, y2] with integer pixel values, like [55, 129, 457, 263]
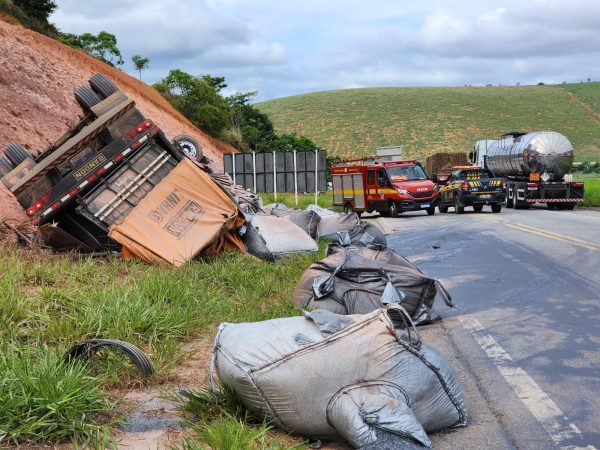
[292, 247, 452, 324]
[272, 207, 321, 239]
[242, 214, 318, 260]
[317, 213, 361, 241]
[211, 305, 468, 448]
[326, 243, 416, 268]
[334, 221, 387, 248]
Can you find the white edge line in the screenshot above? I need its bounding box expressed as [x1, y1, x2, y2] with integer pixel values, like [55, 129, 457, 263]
[459, 314, 595, 450]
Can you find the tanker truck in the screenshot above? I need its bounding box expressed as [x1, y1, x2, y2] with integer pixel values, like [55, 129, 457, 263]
[471, 131, 584, 210]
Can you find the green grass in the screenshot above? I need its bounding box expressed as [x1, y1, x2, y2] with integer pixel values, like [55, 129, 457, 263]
[0, 344, 114, 446]
[577, 177, 600, 207]
[174, 388, 308, 450]
[0, 236, 327, 446]
[261, 192, 333, 210]
[256, 83, 600, 160]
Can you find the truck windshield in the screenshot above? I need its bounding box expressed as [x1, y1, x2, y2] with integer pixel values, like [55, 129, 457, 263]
[386, 165, 428, 182]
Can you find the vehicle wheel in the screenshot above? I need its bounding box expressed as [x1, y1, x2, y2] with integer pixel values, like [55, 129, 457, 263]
[426, 206, 435, 216]
[454, 197, 464, 214]
[558, 203, 575, 210]
[89, 73, 119, 98]
[491, 203, 502, 213]
[344, 203, 354, 214]
[547, 203, 557, 209]
[438, 203, 448, 213]
[473, 204, 484, 212]
[512, 188, 520, 209]
[389, 201, 399, 218]
[173, 135, 203, 160]
[0, 155, 14, 177]
[75, 85, 102, 113]
[4, 142, 32, 167]
[506, 193, 513, 208]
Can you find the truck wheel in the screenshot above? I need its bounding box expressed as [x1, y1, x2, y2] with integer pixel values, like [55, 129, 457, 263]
[454, 197, 464, 214]
[389, 201, 399, 218]
[547, 203, 556, 209]
[4, 142, 32, 167]
[438, 203, 448, 213]
[512, 188, 520, 209]
[491, 203, 502, 213]
[563, 204, 575, 210]
[89, 73, 119, 99]
[426, 205, 435, 216]
[473, 204, 483, 212]
[0, 155, 14, 177]
[75, 85, 102, 113]
[173, 135, 203, 160]
[506, 194, 513, 208]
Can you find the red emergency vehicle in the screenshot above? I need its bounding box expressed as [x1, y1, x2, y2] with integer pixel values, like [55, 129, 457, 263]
[331, 158, 439, 216]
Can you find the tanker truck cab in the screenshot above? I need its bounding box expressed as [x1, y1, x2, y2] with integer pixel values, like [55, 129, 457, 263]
[331, 159, 438, 217]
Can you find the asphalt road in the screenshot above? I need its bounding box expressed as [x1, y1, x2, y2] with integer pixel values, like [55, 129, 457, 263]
[375, 205, 600, 449]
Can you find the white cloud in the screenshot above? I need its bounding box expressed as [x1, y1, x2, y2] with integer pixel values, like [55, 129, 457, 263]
[51, 0, 600, 100]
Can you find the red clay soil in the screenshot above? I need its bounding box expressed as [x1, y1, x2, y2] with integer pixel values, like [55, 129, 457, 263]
[0, 18, 237, 234]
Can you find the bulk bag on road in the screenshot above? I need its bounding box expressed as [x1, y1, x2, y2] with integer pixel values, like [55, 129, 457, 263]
[292, 246, 453, 324]
[211, 306, 468, 448]
[242, 214, 318, 261]
[109, 159, 245, 267]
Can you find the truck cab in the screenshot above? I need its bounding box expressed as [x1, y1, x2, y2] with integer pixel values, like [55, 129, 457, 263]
[331, 159, 438, 217]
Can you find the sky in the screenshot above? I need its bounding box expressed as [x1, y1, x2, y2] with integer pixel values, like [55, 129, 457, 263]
[50, 0, 600, 101]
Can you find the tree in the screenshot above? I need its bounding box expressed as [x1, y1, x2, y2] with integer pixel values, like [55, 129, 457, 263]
[78, 31, 124, 67]
[131, 54, 150, 81]
[13, 0, 56, 22]
[154, 69, 230, 137]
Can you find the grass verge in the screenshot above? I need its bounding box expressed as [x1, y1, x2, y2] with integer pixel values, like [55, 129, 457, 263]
[0, 238, 327, 446]
[578, 177, 600, 207]
[0, 343, 114, 446]
[260, 192, 333, 210]
[174, 388, 308, 450]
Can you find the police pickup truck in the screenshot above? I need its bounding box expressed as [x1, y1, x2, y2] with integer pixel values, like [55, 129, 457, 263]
[437, 166, 506, 214]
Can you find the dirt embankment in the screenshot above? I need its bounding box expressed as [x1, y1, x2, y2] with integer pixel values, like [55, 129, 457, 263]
[0, 18, 237, 233]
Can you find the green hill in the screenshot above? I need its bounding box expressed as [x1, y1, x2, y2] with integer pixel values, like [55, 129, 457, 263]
[256, 83, 600, 162]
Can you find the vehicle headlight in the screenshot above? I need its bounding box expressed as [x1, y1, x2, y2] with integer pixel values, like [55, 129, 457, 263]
[396, 188, 409, 195]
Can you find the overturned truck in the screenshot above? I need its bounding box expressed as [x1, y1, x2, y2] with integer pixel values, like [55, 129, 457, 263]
[0, 74, 243, 264]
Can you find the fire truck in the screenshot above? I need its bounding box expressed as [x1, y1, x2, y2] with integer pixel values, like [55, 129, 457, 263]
[331, 158, 439, 217]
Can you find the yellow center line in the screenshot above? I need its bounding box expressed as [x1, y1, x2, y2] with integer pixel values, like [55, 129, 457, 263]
[473, 216, 600, 251]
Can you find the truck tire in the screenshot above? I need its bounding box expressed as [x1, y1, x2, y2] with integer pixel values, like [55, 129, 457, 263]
[491, 203, 502, 213]
[75, 85, 102, 113]
[473, 204, 483, 212]
[454, 196, 464, 214]
[438, 202, 448, 213]
[89, 73, 119, 99]
[0, 155, 14, 177]
[547, 203, 556, 209]
[426, 205, 435, 216]
[388, 201, 399, 218]
[173, 135, 203, 160]
[506, 191, 513, 208]
[512, 188, 519, 209]
[4, 142, 32, 167]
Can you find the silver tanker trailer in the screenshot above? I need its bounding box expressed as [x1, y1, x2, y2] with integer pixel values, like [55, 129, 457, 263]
[471, 131, 584, 210]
